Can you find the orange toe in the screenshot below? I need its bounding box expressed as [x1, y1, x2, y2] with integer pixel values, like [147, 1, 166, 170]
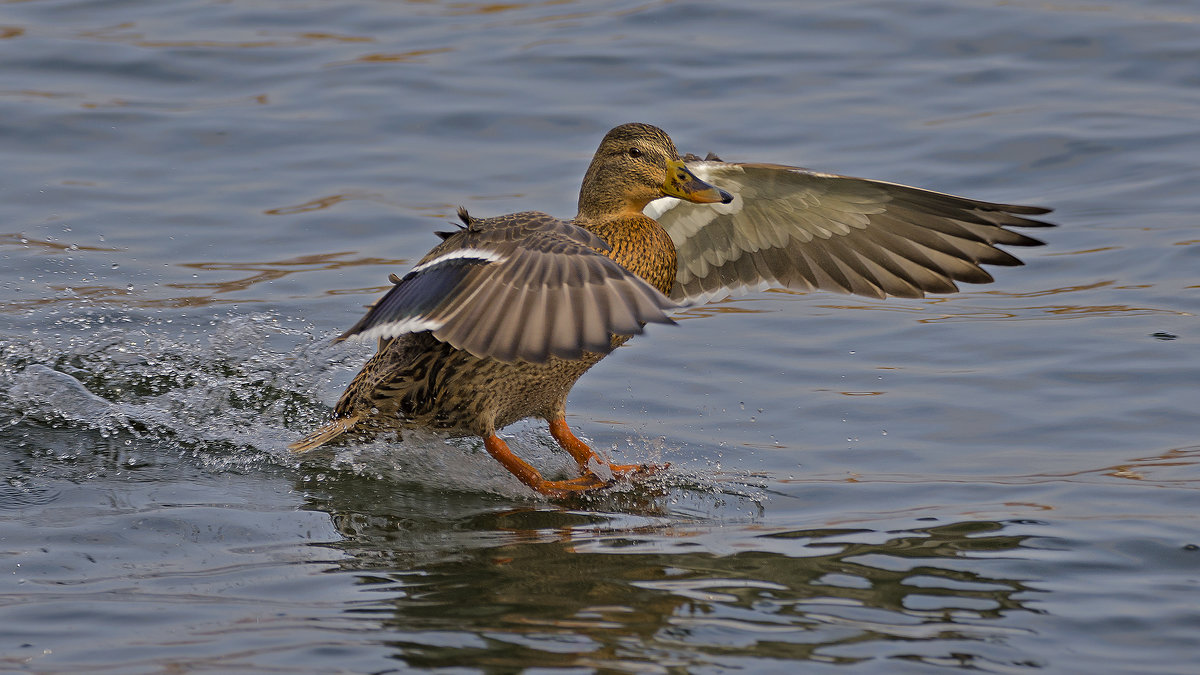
[549, 417, 667, 482]
[483, 432, 614, 497]
[534, 473, 612, 498]
[599, 461, 669, 479]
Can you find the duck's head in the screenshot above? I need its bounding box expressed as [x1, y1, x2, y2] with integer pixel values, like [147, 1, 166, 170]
[577, 123, 733, 223]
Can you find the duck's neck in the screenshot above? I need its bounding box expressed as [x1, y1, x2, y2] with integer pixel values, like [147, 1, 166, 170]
[576, 159, 660, 223]
[577, 213, 678, 296]
[576, 192, 633, 223]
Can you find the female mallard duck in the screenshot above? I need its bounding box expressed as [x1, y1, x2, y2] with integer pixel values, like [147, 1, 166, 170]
[290, 122, 1053, 496]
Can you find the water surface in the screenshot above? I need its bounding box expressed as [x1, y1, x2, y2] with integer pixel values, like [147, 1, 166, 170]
[2, 1, 1199, 673]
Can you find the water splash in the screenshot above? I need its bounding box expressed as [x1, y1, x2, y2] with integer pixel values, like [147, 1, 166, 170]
[1, 310, 767, 506]
[1, 311, 350, 471]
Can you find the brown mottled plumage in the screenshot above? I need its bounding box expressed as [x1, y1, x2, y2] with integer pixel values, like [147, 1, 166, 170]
[290, 123, 731, 496]
[290, 122, 1053, 497]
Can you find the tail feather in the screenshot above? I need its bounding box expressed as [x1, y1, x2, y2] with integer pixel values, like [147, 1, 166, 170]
[288, 415, 362, 453]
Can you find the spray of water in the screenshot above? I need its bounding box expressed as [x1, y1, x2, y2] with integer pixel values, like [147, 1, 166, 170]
[2, 310, 766, 506]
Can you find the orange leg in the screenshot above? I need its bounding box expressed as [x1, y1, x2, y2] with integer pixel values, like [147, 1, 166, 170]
[483, 433, 609, 497]
[547, 417, 668, 479]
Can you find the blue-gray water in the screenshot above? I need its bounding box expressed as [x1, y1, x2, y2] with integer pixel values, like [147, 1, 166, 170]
[2, 1, 1198, 673]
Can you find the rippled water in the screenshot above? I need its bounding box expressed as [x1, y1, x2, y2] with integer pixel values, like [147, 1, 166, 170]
[3, 0, 1199, 673]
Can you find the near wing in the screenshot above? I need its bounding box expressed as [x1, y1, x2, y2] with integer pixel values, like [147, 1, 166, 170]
[336, 210, 677, 363]
[647, 161, 1054, 303]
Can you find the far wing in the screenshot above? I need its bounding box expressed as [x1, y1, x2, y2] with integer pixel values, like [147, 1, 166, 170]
[648, 161, 1053, 303]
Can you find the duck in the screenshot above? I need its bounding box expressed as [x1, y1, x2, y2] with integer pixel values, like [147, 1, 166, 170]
[289, 122, 1053, 497]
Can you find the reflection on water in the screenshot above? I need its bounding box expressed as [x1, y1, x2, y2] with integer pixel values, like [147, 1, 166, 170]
[0, 233, 123, 254]
[0, 250, 411, 310]
[308, 476, 1037, 669]
[1096, 445, 1200, 485]
[172, 253, 409, 296]
[1, 306, 1193, 672]
[673, 282, 1190, 328]
[264, 192, 393, 215]
[775, 445, 1200, 493]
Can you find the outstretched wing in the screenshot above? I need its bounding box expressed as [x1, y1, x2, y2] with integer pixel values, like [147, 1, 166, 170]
[647, 161, 1054, 303]
[337, 210, 678, 364]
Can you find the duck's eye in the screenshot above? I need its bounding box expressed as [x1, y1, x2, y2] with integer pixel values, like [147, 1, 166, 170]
[627, 147, 643, 159]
